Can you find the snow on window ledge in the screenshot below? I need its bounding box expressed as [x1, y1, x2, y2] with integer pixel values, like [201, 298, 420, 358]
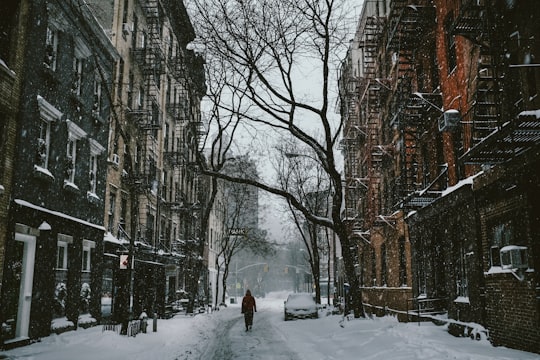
[34, 165, 55, 182]
[453, 296, 470, 304]
[63, 180, 80, 193]
[86, 191, 100, 204]
[485, 266, 534, 275]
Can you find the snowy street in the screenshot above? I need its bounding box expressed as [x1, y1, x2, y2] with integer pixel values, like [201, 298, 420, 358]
[2, 292, 539, 360]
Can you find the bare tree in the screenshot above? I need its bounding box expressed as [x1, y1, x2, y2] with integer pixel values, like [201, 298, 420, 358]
[191, 0, 364, 317]
[274, 142, 330, 304]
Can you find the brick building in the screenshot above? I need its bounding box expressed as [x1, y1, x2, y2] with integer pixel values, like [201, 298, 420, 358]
[341, 0, 539, 353]
[86, 0, 207, 320]
[0, 2, 21, 304]
[0, 0, 119, 347]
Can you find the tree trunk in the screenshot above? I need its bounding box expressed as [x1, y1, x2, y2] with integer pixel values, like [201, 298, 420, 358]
[337, 226, 364, 318]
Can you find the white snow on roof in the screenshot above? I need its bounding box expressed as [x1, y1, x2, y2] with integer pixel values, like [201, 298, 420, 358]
[441, 171, 484, 197]
[518, 109, 540, 118]
[104, 231, 130, 245]
[14, 199, 105, 231]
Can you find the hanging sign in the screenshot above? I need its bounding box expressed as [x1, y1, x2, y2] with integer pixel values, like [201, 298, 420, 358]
[120, 255, 129, 269]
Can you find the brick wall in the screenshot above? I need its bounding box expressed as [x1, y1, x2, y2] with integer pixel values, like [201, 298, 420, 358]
[0, 0, 30, 296]
[0, 63, 16, 296]
[362, 287, 413, 322]
[485, 273, 539, 353]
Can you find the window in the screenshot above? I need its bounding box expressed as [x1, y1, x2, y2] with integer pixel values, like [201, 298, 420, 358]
[137, 84, 144, 109]
[88, 138, 105, 195]
[37, 119, 51, 168]
[116, 59, 124, 100]
[65, 120, 87, 184]
[146, 211, 155, 244]
[89, 154, 97, 193]
[57, 242, 68, 269]
[72, 57, 83, 96]
[371, 247, 376, 286]
[108, 189, 116, 232]
[56, 234, 73, 270]
[93, 76, 102, 116]
[490, 220, 514, 267]
[122, 0, 129, 25]
[45, 26, 58, 70]
[36, 96, 63, 170]
[399, 237, 407, 286]
[456, 244, 469, 298]
[120, 195, 127, 229]
[128, 71, 134, 108]
[82, 240, 95, 272]
[381, 243, 387, 287]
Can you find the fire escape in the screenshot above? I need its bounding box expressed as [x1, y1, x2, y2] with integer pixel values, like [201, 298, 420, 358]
[361, 10, 386, 228]
[340, 62, 363, 233]
[452, 0, 502, 153]
[386, 1, 440, 210]
[161, 38, 206, 251]
[127, 0, 166, 247]
[454, 0, 540, 165]
[340, 3, 387, 234]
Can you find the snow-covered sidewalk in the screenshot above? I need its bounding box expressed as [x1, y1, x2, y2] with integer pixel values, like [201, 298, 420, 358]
[2, 292, 539, 360]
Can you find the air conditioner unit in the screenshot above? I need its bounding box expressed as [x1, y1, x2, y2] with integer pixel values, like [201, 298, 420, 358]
[438, 109, 460, 132]
[111, 153, 120, 166]
[500, 245, 528, 270]
[122, 23, 132, 36]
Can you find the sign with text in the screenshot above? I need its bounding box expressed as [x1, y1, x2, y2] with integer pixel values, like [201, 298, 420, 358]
[229, 228, 247, 236]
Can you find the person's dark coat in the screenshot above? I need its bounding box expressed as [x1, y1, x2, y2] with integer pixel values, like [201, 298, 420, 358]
[241, 289, 257, 314]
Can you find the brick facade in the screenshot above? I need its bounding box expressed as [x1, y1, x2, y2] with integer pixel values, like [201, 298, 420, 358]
[0, 0, 118, 346]
[340, 0, 540, 354]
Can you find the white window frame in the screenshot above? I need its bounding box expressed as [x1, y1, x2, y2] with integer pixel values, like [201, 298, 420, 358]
[56, 234, 73, 270]
[72, 57, 83, 96]
[456, 245, 469, 299]
[82, 239, 95, 272]
[45, 26, 58, 70]
[93, 75, 102, 115]
[38, 119, 52, 168]
[72, 40, 91, 97]
[88, 138, 105, 195]
[57, 242, 68, 270]
[36, 96, 63, 169]
[65, 120, 87, 183]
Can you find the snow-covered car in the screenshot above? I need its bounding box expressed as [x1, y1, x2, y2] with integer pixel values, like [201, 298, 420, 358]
[284, 293, 318, 320]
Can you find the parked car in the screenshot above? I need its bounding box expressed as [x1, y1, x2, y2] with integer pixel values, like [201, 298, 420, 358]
[284, 293, 318, 320]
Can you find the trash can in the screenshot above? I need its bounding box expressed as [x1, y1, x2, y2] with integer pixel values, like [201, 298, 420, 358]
[230, 298, 235, 304]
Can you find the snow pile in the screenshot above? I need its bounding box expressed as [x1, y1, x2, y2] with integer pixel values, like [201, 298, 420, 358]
[3, 292, 538, 360]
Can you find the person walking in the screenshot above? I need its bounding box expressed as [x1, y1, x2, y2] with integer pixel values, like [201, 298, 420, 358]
[241, 289, 257, 331]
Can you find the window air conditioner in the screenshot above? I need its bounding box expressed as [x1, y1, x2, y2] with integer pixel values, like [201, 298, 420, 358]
[438, 109, 461, 132]
[111, 153, 120, 166]
[122, 23, 132, 36]
[500, 245, 528, 270]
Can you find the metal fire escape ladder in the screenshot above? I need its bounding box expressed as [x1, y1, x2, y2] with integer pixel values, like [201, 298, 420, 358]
[385, 1, 440, 210]
[452, 0, 505, 156]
